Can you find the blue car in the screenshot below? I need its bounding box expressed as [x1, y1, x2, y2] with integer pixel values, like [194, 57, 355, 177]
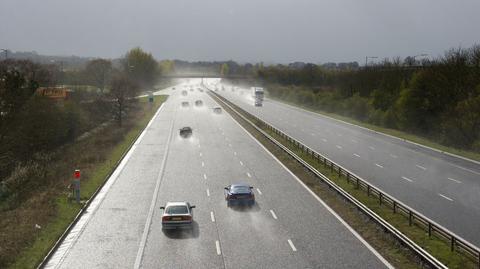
[224, 183, 255, 207]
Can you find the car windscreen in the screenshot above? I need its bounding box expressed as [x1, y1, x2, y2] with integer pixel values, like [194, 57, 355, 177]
[231, 186, 250, 193]
[166, 206, 188, 214]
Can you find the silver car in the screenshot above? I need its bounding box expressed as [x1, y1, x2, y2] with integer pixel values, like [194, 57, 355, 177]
[160, 202, 195, 230]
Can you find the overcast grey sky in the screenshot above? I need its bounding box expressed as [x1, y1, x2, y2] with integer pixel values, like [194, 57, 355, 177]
[1, 0, 479, 63]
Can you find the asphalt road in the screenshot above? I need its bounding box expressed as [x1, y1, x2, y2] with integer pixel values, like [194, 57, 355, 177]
[46, 80, 391, 269]
[215, 82, 480, 247]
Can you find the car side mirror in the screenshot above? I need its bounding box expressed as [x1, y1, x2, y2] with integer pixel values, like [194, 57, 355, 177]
[224, 187, 229, 190]
[160, 206, 165, 210]
[190, 205, 196, 209]
[249, 186, 254, 189]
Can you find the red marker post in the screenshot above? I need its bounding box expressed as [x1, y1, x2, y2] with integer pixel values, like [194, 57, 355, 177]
[73, 169, 81, 203]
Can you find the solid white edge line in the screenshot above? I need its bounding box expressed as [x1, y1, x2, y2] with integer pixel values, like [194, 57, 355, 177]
[438, 193, 454, 201]
[211, 211, 215, 222]
[220, 98, 394, 269]
[215, 240, 222, 255]
[270, 209, 278, 220]
[287, 239, 297, 252]
[48, 102, 167, 268]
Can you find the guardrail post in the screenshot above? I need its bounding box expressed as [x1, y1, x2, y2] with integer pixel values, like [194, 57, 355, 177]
[409, 211, 412, 226]
[428, 223, 432, 238]
[330, 162, 334, 172]
[451, 237, 455, 251]
[355, 177, 359, 189]
[367, 185, 370, 196]
[338, 167, 341, 177]
[393, 201, 396, 213]
[379, 192, 382, 205]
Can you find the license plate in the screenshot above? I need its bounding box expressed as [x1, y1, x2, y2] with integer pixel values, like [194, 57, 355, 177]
[171, 217, 182, 221]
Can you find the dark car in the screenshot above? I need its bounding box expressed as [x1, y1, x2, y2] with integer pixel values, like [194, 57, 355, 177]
[195, 100, 203, 106]
[224, 183, 255, 207]
[213, 107, 222, 114]
[160, 202, 195, 230]
[179, 127, 192, 138]
[181, 101, 189, 107]
[182, 90, 188, 96]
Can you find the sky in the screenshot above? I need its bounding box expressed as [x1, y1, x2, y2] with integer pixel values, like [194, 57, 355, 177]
[1, 0, 479, 64]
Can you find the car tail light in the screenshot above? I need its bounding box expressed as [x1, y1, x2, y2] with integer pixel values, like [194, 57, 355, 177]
[183, 216, 192, 221]
[162, 216, 170, 222]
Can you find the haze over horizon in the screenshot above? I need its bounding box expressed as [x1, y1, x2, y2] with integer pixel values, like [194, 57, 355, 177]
[1, 0, 479, 64]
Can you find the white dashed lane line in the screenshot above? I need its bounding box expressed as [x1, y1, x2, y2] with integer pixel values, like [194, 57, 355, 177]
[269, 210, 278, 220]
[389, 154, 398, 158]
[448, 177, 462, 184]
[375, 163, 384, 168]
[234, 151, 237, 156]
[416, 164, 427, 170]
[240, 161, 244, 166]
[206, 189, 210, 197]
[210, 211, 215, 222]
[353, 153, 361, 158]
[199, 152, 203, 157]
[287, 239, 297, 252]
[201, 161, 205, 167]
[351, 139, 357, 143]
[438, 193, 454, 201]
[256, 188, 262, 195]
[215, 241, 222, 255]
[336, 145, 342, 149]
[369, 146, 375, 150]
[203, 174, 207, 180]
[321, 138, 327, 142]
[247, 172, 251, 178]
[401, 176, 413, 182]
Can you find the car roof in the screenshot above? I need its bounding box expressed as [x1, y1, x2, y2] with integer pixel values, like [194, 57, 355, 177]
[165, 201, 189, 207]
[230, 182, 250, 187]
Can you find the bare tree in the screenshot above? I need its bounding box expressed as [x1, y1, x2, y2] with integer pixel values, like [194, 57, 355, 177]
[109, 72, 138, 126]
[85, 59, 112, 93]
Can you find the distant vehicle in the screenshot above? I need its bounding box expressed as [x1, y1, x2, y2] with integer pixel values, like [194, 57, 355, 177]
[181, 101, 189, 107]
[182, 90, 188, 96]
[231, 86, 235, 92]
[172, 87, 176, 90]
[213, 107, 222, 114]
[179, 127, 192, 138]
[224, 183, 255, 207]
[222, 85, 225, 91]
[195, 100, 203, 106]
[160, 202, 195, 230]
[251, 87, 264, 106]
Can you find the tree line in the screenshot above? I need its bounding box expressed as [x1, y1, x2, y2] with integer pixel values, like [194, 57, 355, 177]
[257, 45, 480, 151]
[0, 47, 160, 204]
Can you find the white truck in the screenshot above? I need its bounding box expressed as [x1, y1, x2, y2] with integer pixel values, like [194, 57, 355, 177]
[251, 87, 264, 106]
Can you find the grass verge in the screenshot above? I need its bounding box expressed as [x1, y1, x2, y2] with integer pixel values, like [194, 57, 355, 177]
[7, 95, 167, 269]
[211, 92, 478, 269]
[270, 97, 480, 163]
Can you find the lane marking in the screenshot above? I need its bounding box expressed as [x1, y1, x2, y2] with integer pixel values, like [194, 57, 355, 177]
[311, 133, 316, 136]
[321, 138, 327, 142]
[416, 164, 427, 170]
[448, 177, 462, 184]
[353, 153, 361, 158]
[351, 139, 357, 143]
[337, 133, 343, 137]
[199, 152, 203, 157]
[203, 174, 207, 180]
[256, 188, 262, 195]
[213, 94, 394, 269]
[210, 211, 215, 222]
[198, 144, 201, 148]
[229, 143, 232, 147]
[401, 176, 413, 182]
[234, 151, 237, 156]
[201, 161, 205, 167]
[240, 161, 244, 166]
[369, 146, 375, 150]
[215, 241, 222, 255]
[247, 172, 251, 178]
[438, 193, 453, 201]
[375, 163, 384, 168]
[287, 239, 297, 252]
[269, 210, 278, 220]
[206, 189, 210, 197]
[336, 145, 342, 149]
[389, 154, 397, 158]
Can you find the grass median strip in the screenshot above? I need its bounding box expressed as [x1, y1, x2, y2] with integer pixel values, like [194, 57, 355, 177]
[8, 95, 167, 269]
[211, 93, 477, 269]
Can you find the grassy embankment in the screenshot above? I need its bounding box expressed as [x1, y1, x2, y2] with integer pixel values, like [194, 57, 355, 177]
[7, 95, 167, 269]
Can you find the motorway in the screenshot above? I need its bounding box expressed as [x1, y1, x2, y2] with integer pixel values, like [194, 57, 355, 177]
[215, 80, 480, 247]
[45, 79, 391, 269]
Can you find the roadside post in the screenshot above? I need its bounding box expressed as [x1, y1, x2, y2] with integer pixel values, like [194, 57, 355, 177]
[148, 91, 154, 104]
[73, 169, 81, 203]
